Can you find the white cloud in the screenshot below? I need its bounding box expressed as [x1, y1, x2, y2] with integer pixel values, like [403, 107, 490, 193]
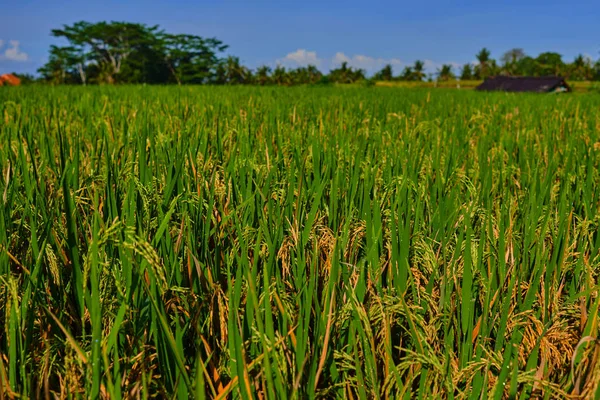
[331, 52, 403, 73]
[1, 40, 29, 62]
[0, 40, 4, 49]
[583, 53, 595, 64]
[333, 52, 350, 65]
[277, 49, 322, 67]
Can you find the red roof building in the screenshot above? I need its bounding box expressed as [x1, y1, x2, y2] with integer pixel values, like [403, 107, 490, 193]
[0, 74, 21, 86]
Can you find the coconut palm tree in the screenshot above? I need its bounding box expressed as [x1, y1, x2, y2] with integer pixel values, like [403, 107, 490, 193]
[400, 66, 413, 81]
[223, 56, 251, 84]
[475, 48, 492, 79]
[413, 60, 425, 81]
[570, 54, 592, 81]
[306, 65, 323, 84]
[437, 64, 455, 81]
[272, 65, 289, 86]
[255, 65, 272, 85]
[460, 64, 474, 80]
[501, 49, 526, 76]
[374, 64, 393, 81]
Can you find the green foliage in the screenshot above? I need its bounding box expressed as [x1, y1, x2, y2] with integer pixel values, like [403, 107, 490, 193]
[254, 65, 273, 86]
[475, 47, 494, 79]
[162, 34, 228, 85]
[215, 56, 254, 85]
[413, 60, 426, 81]
[535, 52, 565, 76]
[437, 64, 455, 81]
[460, 63, 474, 80]
[11, 73, 36, 85]
[37, 45, 82, 84]
[328, 61, 366, 84]
[373, 64, 394, 81]
[37, 22, 600, 85]
[39, 21, 226, 85]
[514, 56, 538, 76]
[1, 86, 600, 398]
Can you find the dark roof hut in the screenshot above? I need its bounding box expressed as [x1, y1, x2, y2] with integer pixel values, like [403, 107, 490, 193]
[476, 76, 570, 93]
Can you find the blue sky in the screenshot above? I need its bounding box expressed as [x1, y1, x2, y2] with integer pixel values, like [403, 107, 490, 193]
[1, 0, 599, 76]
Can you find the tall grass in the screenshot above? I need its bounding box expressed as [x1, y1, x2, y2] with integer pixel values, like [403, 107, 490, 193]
[1, 86, 600, 398]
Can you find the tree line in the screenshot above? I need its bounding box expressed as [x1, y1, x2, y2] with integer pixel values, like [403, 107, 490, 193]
[27, 21, 600, 85]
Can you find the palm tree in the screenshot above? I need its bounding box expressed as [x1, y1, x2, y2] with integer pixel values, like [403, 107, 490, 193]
[501, 48, 525, 65]
[289, 67, 307, 85]
[224, 56, 250, 84]
[306, 65, 322, 84]
[413, 60, 425, 81]
[272, 65, 289, 86]
[374, 64, 393, 81]
[571, 54, 592, 81]
[475, 48, 492, 79]
[352, 68, 366, 82]
[460, 64, 474, 80]
[401, 66, 413, 81]
[437, 64, 455, 81]
[339, 61, 352, 83]
[255, 65, 272, 85]
[329, 62, 351, 83]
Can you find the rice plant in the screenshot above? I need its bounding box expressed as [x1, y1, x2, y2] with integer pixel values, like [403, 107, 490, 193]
[1, 85, 600, 398]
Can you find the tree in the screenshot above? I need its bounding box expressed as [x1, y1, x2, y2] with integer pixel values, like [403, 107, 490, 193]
[535, 52, 564, 76]
[373, 64, 394, 81]
[353, 68, 366, 82]
[43, 21, 232, 84]
[501, 48, 526, 65]
[289, 67, 306, 85]
[569, 54, 593, 81]
[475, 47, 498, 79]
[95, 22, 160, 83]
[288, 65, 323, 85]
[12, 73, 36, 84]
[50, 21, 163, 84]
[413, 60, 425, 81]
[38, 45, 80, 84]
[255, 65, 272, 85]
[329, 61, 351, 83]
[400, 66, 414, 81]
[161, 34, 227, 84]
[501, 48, 526, 76]
[475, 48, 493, 79]
[217, 56, 252, 84]
[328, 62, 365, 84]
[49, 22, 92, 84]
[437, 64, 455, 81]
[271, 65, 290, 85]
[514, 56, 537, 76]
[594, 60, 600, 81]
[306, 65, 323, 84]
[460, 64, 474, 80]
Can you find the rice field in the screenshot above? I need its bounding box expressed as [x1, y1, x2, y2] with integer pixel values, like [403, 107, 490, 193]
[1, 86, 600, 399]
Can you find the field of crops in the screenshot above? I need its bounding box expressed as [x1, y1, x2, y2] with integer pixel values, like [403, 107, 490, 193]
[375, 80, 599, 92]
[1, 86, 600, 398]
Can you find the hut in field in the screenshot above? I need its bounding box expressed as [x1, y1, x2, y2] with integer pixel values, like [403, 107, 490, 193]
[476, 76, 570, 93]
[0, 74, 21, 86]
